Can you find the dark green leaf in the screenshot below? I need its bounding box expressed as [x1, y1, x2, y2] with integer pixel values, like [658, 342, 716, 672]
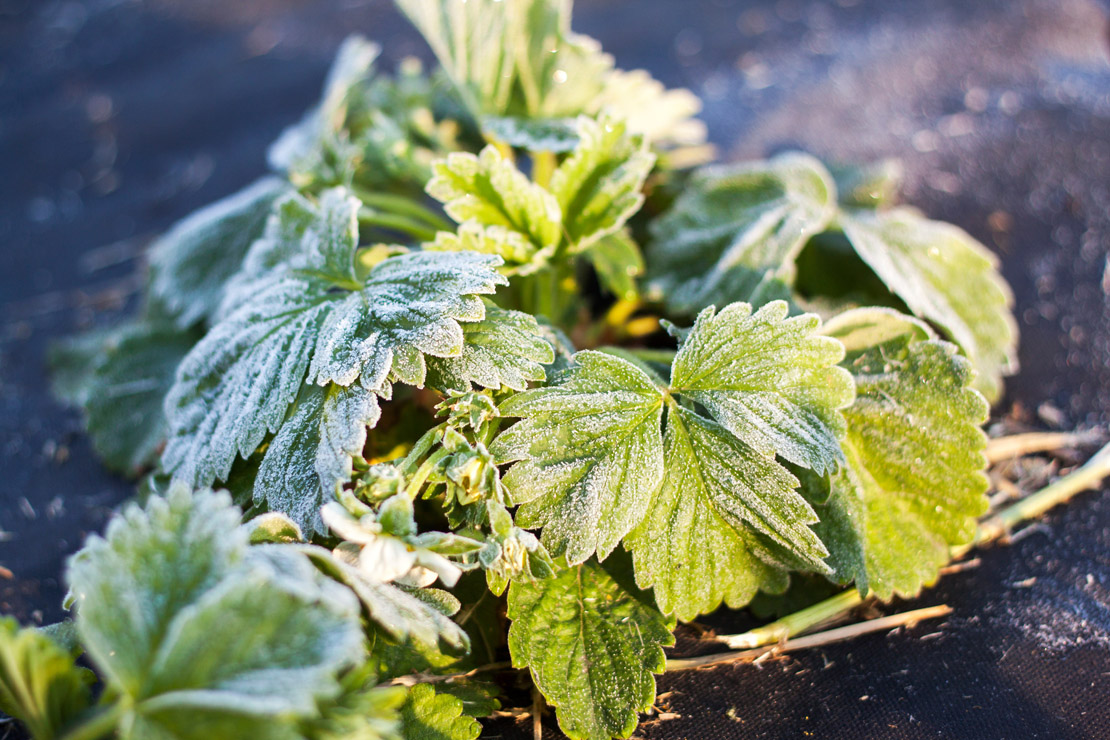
[507, 553, 673, 740]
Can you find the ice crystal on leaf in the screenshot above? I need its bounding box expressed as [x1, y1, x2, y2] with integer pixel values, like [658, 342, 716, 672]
[162, 187, 508, 534]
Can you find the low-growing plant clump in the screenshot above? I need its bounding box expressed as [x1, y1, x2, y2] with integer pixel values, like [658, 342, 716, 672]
[10, 2, 1106, 739]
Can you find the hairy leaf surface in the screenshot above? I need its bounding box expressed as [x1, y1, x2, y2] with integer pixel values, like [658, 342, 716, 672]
[163, 188, 505, 499]
[148, 177, 291, 329]
[507, 554, 673, 740]
[425, 306, 554, 392]
[398, 684, 480, 740]
[67, 486, 364, 739]
[493, 350, 665, 564]
[51, 319, 201, 474]
[624, 406, 797, 620]
[839, 207, 1017, 401]
[647, 153, 836, 313]
[815, 308, 990, 599]
[670, 301, 854, 476]
[549, 115, 655, 253]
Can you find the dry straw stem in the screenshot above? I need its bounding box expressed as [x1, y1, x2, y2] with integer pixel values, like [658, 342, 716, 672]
[984, 428, 1103, 464]
[665, 604, 953, 671]
[711, 439, 1110, 657]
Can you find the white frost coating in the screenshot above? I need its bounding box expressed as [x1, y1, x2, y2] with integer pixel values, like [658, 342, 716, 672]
[493, 350, 665, 564]
[840, 207, 1017, 401]
[646, 152, 837, 312]
[670, 300, 855, 476]
[163, 186, 508, 514]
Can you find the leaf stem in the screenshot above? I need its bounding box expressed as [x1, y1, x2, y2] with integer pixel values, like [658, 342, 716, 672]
[718, 589, 864, 650]
[405, 448, 451, 499]
[358, 208, 438, 242]
[352, 188, 455, 232]
[531, 151, 557, 191]
[964, 439, 1110, 554]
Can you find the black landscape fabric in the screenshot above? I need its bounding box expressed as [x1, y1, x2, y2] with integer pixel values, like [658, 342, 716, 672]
[2, 0, 1109, 738]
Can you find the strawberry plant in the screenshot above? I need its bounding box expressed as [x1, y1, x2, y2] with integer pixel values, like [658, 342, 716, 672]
[8, 2, 1105, 739]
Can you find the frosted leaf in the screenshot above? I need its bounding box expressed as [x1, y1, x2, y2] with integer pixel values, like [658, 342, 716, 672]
[425, 306, 554, 393]
[670, 301, 854, 476]
[425, 222, 538, 268]
[646, 153, 836, 314]
[50, 319, 202, 474]
[0, 617, 94, 739]
[829, 159, 903, 209]
[268, 35, 380, 176]
[481, 116, 580, 153]
[549, 114, 655, 253]
[839, 207, 1018, 402]
[507, 552, 673, 740]
[254, 384, 381, 536]
[427, 146, 562, 254]
[590, 67, 708, 150]
[148, 177, 291, 329]
[586, 229, 644, 301]
[396, 0, 609, 119]
[492, 350, 665, 565]
[399, 684, 481, 740]
[163, 187, 507, 500]
[814, 308, 990, 599]
[625, 405, 820, 621]
[67, 486, 364, 738]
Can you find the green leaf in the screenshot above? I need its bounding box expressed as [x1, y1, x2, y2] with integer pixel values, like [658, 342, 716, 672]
[398, 684, 480, 740]
[587, 229, 644, 301]
[0, 617, 94, 740]
[828, 159, 902, 209]
[255, 383, 381, 534]
[67, 485, 364, 739]
[493, 350, 665, 565]
[51, 319, 202, 474]
[148, 177, 292, 329]
[162, 188, 506, 510]
[425, 306, 554, 392]
[396, 0, 609, 120]
[624, 405, 797, 620]
[839, 207, 1017, 401]
[669, 301, 854, 476]
[549, 115, 655, 253]
[299, 665, 405, 740]
[427, 146, 562, 257]
[590, 67, 707, 151]
[507, 553, 673, 740]
[815, 308, 990, 599]
[646, 153, 836, 313]
[269, 36, 380, 182]
[481, 116, 580, 153]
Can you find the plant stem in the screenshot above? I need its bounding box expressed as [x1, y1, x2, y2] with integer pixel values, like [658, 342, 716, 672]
[984, 429, 1103, 464]
[667, 604, 951, 671]
[716, 440, 1110, 651]
[405, 448, 451, 499]
[964, 439, 1110, 554]
[358, 208, 437, 242]
[58, 702, 127, 740]
[719, 589, 864, 650]
[352, 189, 454, 233]
[625, 348, 676, 365]
[532, 151, 557, 190]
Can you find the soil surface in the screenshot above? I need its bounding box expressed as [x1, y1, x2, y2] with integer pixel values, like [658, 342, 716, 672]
[2, 0, 1109, 738]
